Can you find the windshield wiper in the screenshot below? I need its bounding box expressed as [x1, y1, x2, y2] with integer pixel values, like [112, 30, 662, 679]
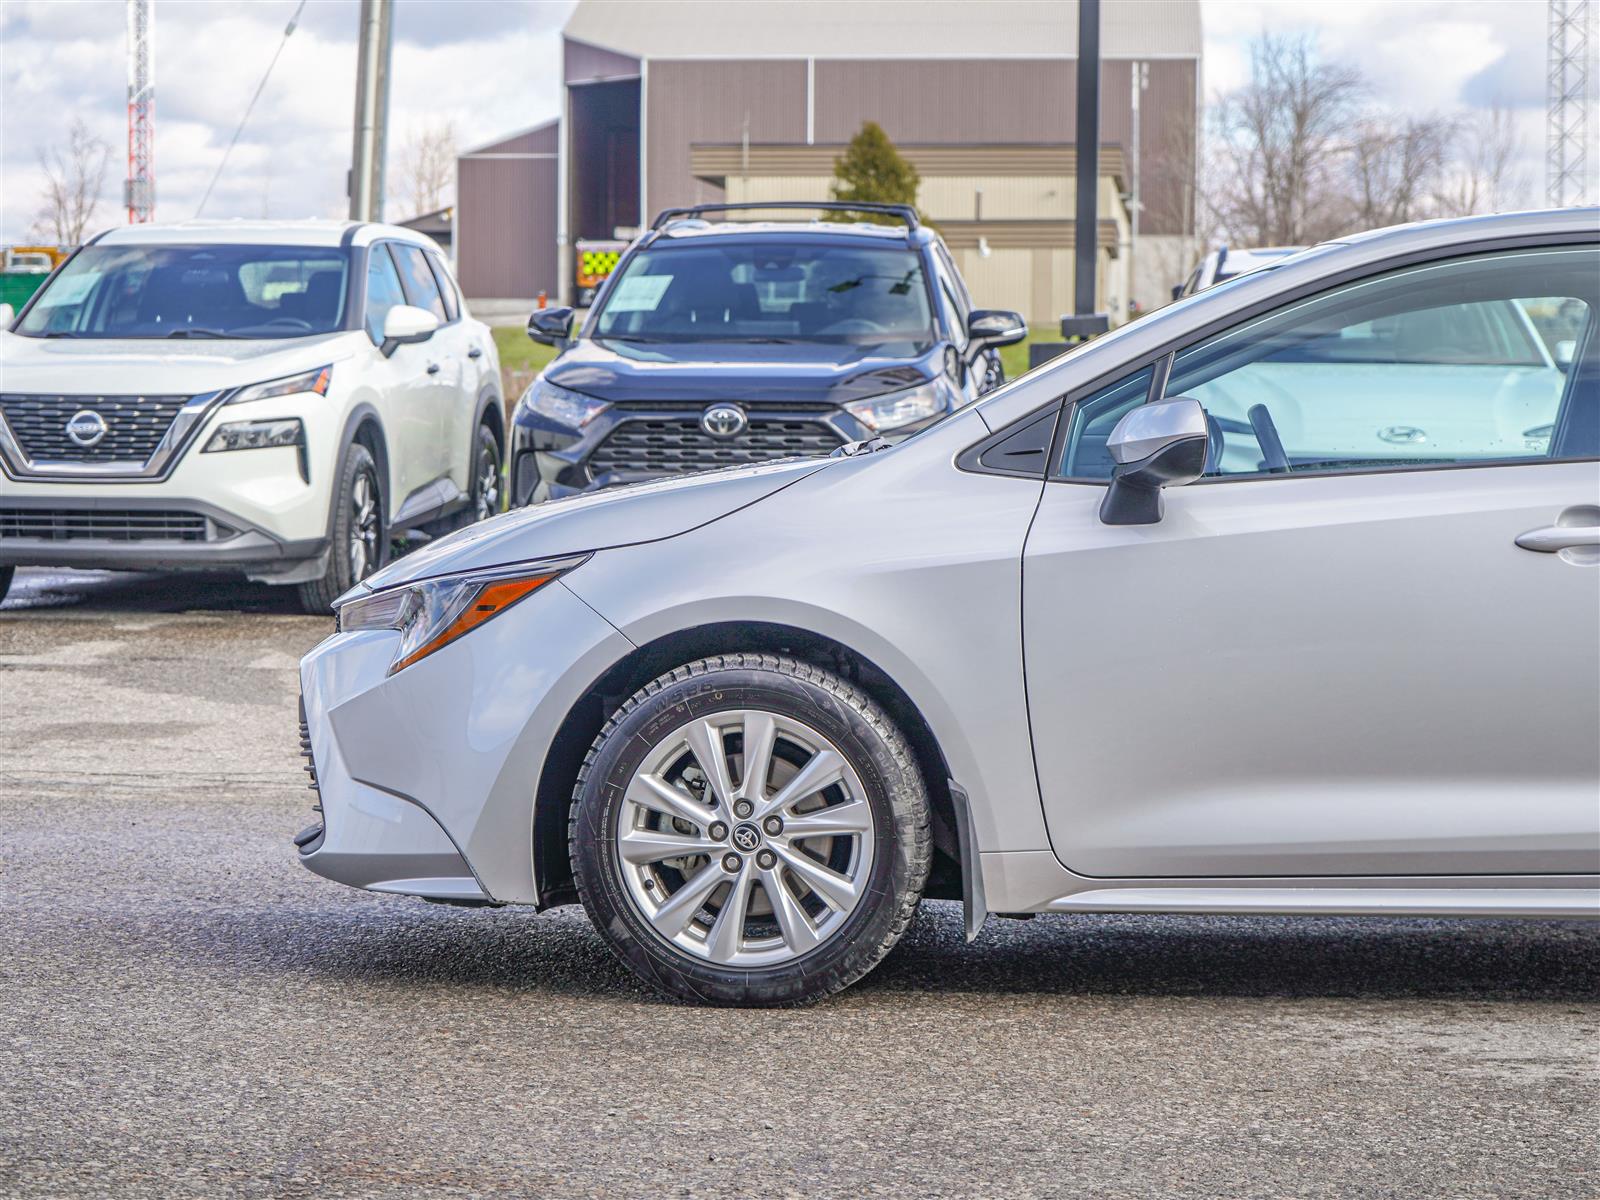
[165, 327, 234, 339]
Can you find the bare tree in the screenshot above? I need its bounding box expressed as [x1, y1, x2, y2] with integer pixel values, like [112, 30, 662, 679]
[1434, 103, 1526, 217]
[396, 120, 459, 219]
[1347, 113, 1457, 229]
[32, 118, 111, 244]
[1209, 33, 1364, 245]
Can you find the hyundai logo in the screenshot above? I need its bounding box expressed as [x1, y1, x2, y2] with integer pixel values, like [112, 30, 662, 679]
[65, 409, 109, 448]
[1378, 425, 1427, 445]
[700, 404, 747, 439]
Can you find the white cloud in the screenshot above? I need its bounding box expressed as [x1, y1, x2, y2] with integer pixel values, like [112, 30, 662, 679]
[1, 0, 573, 241]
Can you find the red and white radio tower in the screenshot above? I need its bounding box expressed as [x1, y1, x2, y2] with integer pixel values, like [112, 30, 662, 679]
[126, 0, 155, 223]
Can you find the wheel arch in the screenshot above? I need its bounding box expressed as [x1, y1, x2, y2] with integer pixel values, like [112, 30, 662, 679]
[532, 620, 966, 910]
[334, 402, 391, 520]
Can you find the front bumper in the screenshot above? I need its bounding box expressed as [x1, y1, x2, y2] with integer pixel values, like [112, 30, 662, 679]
[509, 402, 874, 505]
[295, 574, 634, 904]
[0, 494, 326, 575]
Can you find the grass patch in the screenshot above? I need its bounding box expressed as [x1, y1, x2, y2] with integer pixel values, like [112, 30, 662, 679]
[998, 326, 1067, 382]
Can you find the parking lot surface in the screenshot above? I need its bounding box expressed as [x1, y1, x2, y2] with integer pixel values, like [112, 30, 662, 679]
[3, 567, 1597, 1199]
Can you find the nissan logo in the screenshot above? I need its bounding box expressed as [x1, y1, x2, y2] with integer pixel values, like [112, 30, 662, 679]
[700, 404, 747, 439]
[65, 409, 109, 448]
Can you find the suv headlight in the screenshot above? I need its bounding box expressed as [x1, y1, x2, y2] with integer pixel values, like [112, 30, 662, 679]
[335, 556, 588, 674]
[518, 377, 610, 430]
[228, 365, 332, 406]
[842, 378, 952, 433]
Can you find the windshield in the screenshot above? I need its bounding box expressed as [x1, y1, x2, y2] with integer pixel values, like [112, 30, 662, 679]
[14, 244, 351, 339]
[591, 240, 935, 350]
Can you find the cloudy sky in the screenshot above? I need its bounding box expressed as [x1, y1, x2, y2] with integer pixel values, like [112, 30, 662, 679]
[0, 0, 1561, 242]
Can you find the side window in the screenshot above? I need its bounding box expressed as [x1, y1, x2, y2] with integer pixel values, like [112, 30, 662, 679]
[934, 246, 971, 347]
[363, 245, 407, 343]
[389, 242, 448, 321]
[426, 252, 460, 322]
[1057, 366, 1157, 479]
[1168, 247, 1598, 476]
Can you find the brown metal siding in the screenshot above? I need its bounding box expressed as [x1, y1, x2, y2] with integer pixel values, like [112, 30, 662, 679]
[474, 121, 559, 157]
[457, 156, 558, 299]
[813, 59, 1072, 144]
[645, 59, 808, 213]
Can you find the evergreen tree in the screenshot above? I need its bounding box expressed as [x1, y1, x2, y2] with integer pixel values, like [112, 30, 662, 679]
[830, 122, 922, 226]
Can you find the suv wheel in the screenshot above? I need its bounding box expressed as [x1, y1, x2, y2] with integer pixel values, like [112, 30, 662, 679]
[297, 441, 386, 614]
[570, 654, 931, 1006]
[470, 423, 502, 522]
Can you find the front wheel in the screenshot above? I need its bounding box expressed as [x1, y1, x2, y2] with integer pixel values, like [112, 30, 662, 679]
[570, 654, 931, 1006]
[297, 441, 385, 614]
[469, 423, 502, 523]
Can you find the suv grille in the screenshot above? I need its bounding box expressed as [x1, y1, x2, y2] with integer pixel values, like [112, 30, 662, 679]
[0, 508, 215, 542]
[591, 417, 842, 475]
[0, 394, 190, 463]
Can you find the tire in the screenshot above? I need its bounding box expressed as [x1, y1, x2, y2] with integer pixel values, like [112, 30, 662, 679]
[296, 441, 386, 614]
[0, 565, 14, 607]
[468, 422, 502, 523]
[571, 654, 931, 1006]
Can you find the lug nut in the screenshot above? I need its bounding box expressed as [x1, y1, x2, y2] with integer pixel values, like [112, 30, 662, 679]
[709, 821, 728, 841]
[762, 816, 783, 836]
[756, 849, 777, 870]
[733, 800, 754, 819]
[722, 852, 743, 873]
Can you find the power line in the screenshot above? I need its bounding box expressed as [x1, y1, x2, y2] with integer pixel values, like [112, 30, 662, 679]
[195, 0, 307, 218]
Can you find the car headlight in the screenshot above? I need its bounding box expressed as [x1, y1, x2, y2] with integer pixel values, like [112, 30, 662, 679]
[842, 378, 951, 433]
[519, 377, 610, 429]
[203, 418, 304, 453]
[335, 556, 588, 674]
[228, 365, 332, 406]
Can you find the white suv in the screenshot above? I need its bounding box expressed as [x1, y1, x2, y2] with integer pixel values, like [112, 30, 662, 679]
[0, 220, 504, 612]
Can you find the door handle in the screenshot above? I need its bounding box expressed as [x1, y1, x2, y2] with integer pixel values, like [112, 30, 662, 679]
[1516, 524, 1600, 552]
[467, 347, 483, 359]
[426, 363, 441, 375]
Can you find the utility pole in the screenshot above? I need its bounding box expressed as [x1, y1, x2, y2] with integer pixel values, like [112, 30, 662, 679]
[1065, 0, 1108, 339]
[349, 0, 393, 222]
[1128, 60, 1147, 309]
[1548, 0, 1595, 207]
[125, 0, 154, 223]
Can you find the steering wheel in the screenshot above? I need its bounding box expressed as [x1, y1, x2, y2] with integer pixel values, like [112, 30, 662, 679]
[1247, 404, 1292, 473]
[260, 317, 315, 332]
[818, 318, 889, 336]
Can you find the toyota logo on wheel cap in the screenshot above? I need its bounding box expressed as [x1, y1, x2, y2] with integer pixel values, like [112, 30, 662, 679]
[65, 410, 109, 448]
[700, 404, 747, 439]
[731, 823, 762, 852]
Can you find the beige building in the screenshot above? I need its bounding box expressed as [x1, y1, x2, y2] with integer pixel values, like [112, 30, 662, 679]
[456, 0, 1202, 325]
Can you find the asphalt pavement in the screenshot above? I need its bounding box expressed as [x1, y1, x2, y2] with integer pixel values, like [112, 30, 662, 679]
[3, 567, 1597, 1199]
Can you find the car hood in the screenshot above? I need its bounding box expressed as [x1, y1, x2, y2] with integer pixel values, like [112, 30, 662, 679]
[360, 456, 835, 590]
[0, 330, 359, 395]
[545, 337, 941, 405]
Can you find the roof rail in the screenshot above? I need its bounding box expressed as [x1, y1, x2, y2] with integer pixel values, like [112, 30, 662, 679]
[649, 201, 920, 232]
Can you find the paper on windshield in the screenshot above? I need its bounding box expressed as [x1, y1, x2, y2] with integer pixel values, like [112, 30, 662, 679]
[605, 274, 671, 312]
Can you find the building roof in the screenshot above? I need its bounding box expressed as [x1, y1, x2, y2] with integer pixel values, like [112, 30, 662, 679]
[565, 0, 1202, 61]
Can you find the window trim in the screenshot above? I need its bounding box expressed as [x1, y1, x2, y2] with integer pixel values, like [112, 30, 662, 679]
[385, 239, 450, 324]
[957, 231, 1600, 486]
[424, 249, 462, 325]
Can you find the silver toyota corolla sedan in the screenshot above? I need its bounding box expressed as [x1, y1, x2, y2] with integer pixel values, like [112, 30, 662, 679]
[297, 208, 1600, 1005]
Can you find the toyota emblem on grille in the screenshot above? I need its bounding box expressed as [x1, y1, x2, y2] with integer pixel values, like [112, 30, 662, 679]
[65, 409, 109, 448]
[700, 404, 747, 439]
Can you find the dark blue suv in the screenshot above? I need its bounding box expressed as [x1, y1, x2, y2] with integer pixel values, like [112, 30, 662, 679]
[508, 202, 1024, 504]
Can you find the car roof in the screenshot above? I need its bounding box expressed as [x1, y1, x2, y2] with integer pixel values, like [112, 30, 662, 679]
[650, 219, 928, 247]
[91, 219, 441, 252]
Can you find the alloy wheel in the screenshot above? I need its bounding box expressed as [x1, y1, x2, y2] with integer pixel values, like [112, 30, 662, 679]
[348, 468, 381, 581]
[614, 708, 876, 967]
[474, 442, 500, 521]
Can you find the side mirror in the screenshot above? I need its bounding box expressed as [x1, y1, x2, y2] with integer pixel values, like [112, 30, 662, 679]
[1554, 339, 1576, 373]
[528, 305, 575, 347]
[0, 302, 14, 326]
[380, 304, 438, 357]
[1099, 397, 1209, 526]
[966, 309, 1026, 352]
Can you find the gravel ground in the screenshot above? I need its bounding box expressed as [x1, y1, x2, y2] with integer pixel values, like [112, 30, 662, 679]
[3, 568, 1597, 1199]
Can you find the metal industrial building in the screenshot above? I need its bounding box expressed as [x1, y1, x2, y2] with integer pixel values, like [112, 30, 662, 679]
[455, 0, 1202, 324]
